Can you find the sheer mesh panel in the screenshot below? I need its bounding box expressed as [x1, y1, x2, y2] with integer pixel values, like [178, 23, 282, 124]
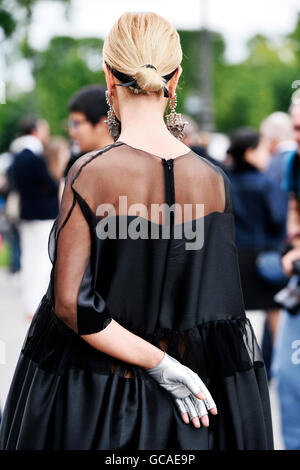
[70, 143, 227, 223]
[52, 142, 229, 337]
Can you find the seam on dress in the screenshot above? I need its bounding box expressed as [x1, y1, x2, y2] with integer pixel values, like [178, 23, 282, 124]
[70, 141, 124, 186]
[55, 142, 124, 240]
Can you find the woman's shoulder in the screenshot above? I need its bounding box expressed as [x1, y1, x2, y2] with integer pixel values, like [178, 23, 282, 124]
[191, 150, 233, 194]
[189, 149, 228, 177]
[66, 143, 120, 182]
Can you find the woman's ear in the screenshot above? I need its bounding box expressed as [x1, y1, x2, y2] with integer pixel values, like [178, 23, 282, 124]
[103, 62, 115, 95]
[167, 65, 182, 98]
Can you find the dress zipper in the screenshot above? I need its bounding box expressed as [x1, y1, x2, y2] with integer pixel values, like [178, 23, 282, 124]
[162, 158, 175, 233]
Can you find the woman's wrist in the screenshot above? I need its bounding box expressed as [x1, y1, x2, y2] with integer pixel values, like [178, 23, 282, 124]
[141, 348, 165, 370]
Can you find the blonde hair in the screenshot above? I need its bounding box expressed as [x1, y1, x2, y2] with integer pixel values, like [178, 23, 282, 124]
[103, 12, 182, 94]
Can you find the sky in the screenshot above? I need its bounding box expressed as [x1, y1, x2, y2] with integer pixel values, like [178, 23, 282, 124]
[3, 0, 300, 92]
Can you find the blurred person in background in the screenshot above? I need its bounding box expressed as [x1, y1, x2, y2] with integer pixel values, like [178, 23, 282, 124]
[181, 114, 228, 171]
[0, 152, 13, 202]
[44, 137, 71, 202]
[65, 84, 112, 176]
[271, 103, 300, 450]
[261, 111, 297, 242]
[7, 116, 59, 321]
[259, 112, 297, 377]
[0, 151, 17, 272]
[207, 133, 231, 169]
[5, 117, 51, 274]
[4, 118, 47, 274]
[227, 127, 288, 353]
[181, 115, 209, 156]
[9, 117, 50, 156]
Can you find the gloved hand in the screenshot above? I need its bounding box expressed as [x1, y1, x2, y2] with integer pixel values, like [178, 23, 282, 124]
[145, 352, 217, 428]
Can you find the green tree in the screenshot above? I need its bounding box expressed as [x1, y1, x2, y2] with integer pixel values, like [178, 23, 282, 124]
[177, 29, 226, 117]
[33, 36, 105, 135]
[214, 33, 299, 134]
[0, 92, 36, 152]
[0, 0, 70, 39]
[0, 35, 105, 151]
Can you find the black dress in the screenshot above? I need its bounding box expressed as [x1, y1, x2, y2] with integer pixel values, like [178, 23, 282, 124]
[0, 141, 273, 450]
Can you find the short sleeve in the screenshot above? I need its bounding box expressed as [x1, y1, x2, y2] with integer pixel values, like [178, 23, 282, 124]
[52, 152, 112, 335]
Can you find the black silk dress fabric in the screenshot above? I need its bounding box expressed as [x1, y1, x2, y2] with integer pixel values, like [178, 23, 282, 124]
[0, 142, 273, 450]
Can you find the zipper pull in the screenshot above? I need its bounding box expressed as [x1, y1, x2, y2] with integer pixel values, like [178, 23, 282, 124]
[164, 158, 174, 169]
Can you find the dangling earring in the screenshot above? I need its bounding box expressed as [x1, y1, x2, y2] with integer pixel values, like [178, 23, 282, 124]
[165, 93, 188, 140]
[104, 90, 121, 142]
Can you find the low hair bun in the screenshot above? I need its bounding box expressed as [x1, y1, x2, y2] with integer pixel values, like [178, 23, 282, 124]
[133, 66, 166, 93]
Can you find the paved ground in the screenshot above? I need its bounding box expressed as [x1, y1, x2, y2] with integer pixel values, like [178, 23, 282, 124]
[0, 266, 285, 449]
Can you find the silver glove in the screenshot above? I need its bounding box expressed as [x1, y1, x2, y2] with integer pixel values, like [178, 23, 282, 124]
[145, 352, 217, 423]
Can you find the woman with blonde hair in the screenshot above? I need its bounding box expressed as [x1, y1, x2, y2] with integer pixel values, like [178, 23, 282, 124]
[0, 12, 273, 450]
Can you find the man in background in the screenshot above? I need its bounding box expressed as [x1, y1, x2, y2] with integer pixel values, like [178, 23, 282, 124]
[7, 116, 58, 321]
[261, 111, 297, 245]
[65, 84, 112, 176]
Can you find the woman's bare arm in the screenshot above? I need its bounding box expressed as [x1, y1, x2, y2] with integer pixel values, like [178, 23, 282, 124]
[81, 319, 164, 370]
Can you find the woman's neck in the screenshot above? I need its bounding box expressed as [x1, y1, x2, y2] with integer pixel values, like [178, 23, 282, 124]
[117, 94, 189, 153]
[119, 97, 168, 138]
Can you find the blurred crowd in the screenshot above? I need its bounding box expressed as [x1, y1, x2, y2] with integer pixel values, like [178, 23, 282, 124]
[0, 85, 300, 449]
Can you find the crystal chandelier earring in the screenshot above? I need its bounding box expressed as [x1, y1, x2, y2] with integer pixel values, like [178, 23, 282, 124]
[104, 90, 121, 142]
[165, 93, 188, 140]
